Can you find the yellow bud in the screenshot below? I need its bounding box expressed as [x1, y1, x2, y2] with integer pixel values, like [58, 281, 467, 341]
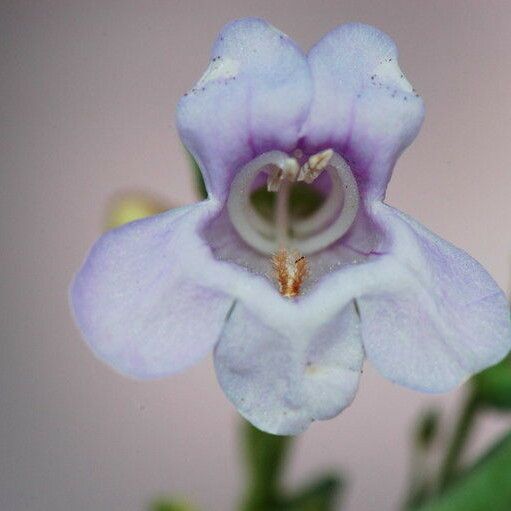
[105, 192, 169, 230]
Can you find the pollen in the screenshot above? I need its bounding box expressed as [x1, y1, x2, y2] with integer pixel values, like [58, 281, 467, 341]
[272, 249, 309, 298]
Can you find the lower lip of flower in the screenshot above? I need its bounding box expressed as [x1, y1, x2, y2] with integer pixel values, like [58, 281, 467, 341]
[226, 149, 360, 257]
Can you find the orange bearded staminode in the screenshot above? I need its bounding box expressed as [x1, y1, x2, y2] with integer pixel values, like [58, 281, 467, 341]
[272, 249, 309, 298]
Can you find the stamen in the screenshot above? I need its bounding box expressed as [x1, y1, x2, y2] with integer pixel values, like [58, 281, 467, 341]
[226, 149, 359, 257]
[266, 158, 299, 192]
[292, 152, 359, 252]
[272, 249, 309, 298]
[297, 149, 334, 183]
[227, 151, 296, 254]
[267, 168, 282, 192]
[282, 158, 300, 181]
[275, 177, 291, 247]
[272, 160, 301, 294]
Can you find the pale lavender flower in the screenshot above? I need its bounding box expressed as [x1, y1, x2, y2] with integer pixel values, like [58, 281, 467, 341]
[71, 19, 511, 434]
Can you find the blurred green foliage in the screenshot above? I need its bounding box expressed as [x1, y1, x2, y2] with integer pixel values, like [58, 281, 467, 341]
[415, 409, 441, 449]
[149, 498, 199, 511]
[240, 421, 343, 511]
[285, 474, 342, 511]
[405, 354, 511, 511]
[472, 357, 511, 410]
[241, 419, 291, 510]
[413, 432, 511, 511]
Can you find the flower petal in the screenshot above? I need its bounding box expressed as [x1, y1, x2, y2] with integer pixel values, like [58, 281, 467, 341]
[214, 301, 363, 435]
[70, 201, 234, 379]
[177, 18, 312, 200]
[302, 23, 425, 200]
[357, 203, 511, 392]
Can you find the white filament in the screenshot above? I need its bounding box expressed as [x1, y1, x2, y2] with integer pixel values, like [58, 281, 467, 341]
[227, 151, 293, 254]
[226, 150, 360, 255]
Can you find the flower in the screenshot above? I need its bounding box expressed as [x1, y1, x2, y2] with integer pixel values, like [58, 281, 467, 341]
[70, 18, 511, 435]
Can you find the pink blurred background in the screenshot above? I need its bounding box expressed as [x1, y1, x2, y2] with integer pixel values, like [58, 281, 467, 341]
[1, 1, 510, 510]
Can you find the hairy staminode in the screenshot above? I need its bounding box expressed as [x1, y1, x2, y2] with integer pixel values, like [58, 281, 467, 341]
[272, 249, 309, 298]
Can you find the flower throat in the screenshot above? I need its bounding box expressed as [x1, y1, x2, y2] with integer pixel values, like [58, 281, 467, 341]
[227, 149, 360, 298]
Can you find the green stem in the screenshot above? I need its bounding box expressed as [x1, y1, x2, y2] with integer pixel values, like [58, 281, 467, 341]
[403, 409, 440, 509]
[239, 420, 292, 511]
[437, 392, 478, 492]
[403, 445, 429, 509]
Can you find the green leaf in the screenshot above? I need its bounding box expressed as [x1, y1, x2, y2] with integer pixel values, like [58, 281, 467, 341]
[473, 357, 511, 410]
[286, 474, 344, 511]
[412, 431, 511, 511]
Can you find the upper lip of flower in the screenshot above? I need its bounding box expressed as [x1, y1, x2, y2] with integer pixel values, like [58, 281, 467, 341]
[70, 17, 511, 435]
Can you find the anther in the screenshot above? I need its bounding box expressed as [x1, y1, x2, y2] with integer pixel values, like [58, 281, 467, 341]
[267, 168, 282, 192]
[298, 149, 334, 183]
[266, 158, 299, 192]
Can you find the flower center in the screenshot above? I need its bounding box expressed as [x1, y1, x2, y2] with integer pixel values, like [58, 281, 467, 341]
[227, 149, 360, 256]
